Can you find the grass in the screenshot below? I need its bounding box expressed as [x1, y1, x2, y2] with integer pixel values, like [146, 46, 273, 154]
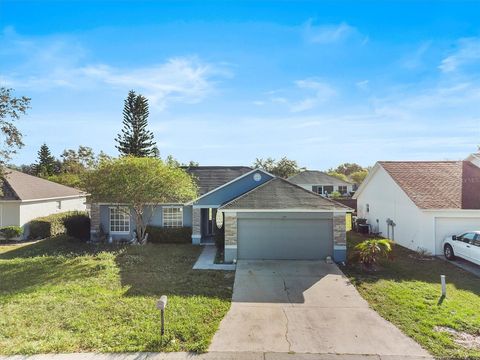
[0, 235, 234, 355]
[342, 232, 480, 359]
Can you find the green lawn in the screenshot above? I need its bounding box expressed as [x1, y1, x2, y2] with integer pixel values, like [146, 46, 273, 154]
[0, 236, 234, 354]
[342, 232, 480, 359]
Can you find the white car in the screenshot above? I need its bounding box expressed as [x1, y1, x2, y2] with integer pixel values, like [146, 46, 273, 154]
[443, 231, 480, 266]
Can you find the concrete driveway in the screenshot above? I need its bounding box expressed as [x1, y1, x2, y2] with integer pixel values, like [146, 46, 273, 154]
[209, 260, 430, 357]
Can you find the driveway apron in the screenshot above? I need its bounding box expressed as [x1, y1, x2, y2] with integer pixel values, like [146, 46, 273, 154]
[209, 260, 430, 356]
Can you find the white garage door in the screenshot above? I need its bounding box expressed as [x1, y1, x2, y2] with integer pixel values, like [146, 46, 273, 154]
[237, 213, 333, 260]
[435, 217, 480, 255]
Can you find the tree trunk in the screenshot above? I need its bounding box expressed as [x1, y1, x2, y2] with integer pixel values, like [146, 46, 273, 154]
[133, 206, 147, 244]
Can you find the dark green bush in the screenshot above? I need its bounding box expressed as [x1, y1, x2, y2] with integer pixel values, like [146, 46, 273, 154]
[146, 226, 192, 244]
[0, 226, 23, 242]
[28, 211, 90, 240]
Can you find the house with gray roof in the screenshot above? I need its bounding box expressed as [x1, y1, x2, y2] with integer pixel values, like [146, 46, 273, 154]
[91, 166, 352, 263]
[0, 169, 88, 237]
[288, 170, 354, 196]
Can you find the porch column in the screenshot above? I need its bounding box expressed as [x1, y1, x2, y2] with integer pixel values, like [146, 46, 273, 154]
[192, 207, 201, 245]
[90, 203, 100, 241]
[333, 212, 347, 262]
[224, 212, 238, 263]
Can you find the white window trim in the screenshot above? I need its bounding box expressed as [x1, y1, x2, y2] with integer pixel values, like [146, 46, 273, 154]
[109, 206, 131, 234]
[162, 206, 184, 228]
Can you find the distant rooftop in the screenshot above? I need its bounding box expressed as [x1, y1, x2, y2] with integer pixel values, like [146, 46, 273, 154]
[288, 170, 352, 186]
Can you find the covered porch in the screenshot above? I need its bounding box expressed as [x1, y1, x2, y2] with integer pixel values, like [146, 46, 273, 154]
[191, 206, 222, 245]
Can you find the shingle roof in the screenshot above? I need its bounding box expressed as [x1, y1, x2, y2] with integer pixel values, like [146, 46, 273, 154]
[184, 166, 253, 195]
[220, 177, 352, 210]
[1, 169, 87, 201]
[288, 170, 352, 185]
[379, 161, 480, 209]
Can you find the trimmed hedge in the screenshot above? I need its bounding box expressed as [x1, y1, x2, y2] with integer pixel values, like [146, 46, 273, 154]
[28, 211, 90, 240]
[146, 226, 192, 244]
[0, 226, 23, 242]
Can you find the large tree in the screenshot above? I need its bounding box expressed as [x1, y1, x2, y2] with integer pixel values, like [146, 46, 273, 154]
[253, 156, 304, 178]
[36, 143, 57, 177]
[115, 90, 156, 157]
[82, 157, 197, 244]
[0, 88, 30, 165]
[329, 163, 365, 176]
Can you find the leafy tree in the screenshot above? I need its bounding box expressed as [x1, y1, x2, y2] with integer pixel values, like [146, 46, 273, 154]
[61, 146, 96, 174]
[165, 155, 199, 167]
[36, 143, 57, 177]
[82, 157, 197, 244]
[330, 163, 365, 176]
[327, 171, 349, 182]
[0, 88, 30, 165]
[253, 156, 304, 178]
[350, 170, 369, 184]
[115, 90, 156, 157]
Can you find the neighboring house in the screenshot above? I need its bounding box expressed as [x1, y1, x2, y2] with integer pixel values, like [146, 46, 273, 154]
[288, 170, 354, 196]
[353, 160, 480, 255]
[0, 169, 88, 237]
[90, 166, 351, 263]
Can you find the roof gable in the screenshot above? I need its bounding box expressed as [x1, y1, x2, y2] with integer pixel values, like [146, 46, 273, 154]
[1, 169, 87, 201]
[220, 177, 352, 211]
[288, 170, 352, 185]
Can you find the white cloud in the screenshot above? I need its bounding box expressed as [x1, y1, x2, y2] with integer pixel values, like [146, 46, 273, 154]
[0, 28, 230, 110]
[439, 37, 480, 73]
[261, 78, 336, 112]
[303, 20, 363, 45]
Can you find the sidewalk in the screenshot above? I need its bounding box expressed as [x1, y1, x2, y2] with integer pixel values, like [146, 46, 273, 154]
[192, 245, 235, 271]
[0, 352, 434, 360]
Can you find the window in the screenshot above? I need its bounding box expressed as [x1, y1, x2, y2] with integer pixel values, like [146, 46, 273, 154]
[338, 185, 347, 194]
[312, 185, 323, 194]
[163, 206, 183, 228]
[458, 232, 475, 243]
[323, 185, 334, 195]
[109, 206, 130, 233]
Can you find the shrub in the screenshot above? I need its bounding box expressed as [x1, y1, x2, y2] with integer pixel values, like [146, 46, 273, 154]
[330, 191, 341, 199]
[0, 226, 23, 242]
[353, 238, 393, 269]
[146, 226, 192, 244]
[28, 211, 90, 240]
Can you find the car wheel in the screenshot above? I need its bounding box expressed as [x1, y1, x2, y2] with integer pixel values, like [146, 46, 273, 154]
[444, 244, 455, 260]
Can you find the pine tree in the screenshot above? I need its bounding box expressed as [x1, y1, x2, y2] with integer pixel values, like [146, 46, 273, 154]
[36, 143, 56, 177]
[115, 90, 156, 157]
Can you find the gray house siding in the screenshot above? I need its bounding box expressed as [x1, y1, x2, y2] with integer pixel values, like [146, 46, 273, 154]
[194, 170, 273, 206]
[99, 204, 193, 241]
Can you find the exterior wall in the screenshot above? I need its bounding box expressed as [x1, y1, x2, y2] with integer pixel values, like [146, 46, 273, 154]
[422, 210, 480, 255]
[224, 212, 237, 262]
[333, 213, 347, 262]
[223, 211, 343, 263]
[192, 207, 201, 244]
[356, 166, 426, 252]
[97, 204, 192, 242]
[194, 170, 273, 206]
[20, 196, 87, 238]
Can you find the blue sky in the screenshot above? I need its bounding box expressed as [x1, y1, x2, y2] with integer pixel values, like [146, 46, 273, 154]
[1, 1, 480, 169]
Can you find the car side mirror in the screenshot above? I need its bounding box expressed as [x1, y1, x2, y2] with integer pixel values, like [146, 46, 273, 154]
[452, 235, 457, 240]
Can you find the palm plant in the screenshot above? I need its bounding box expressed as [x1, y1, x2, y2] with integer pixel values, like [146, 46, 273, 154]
[354, 239, 393, 269]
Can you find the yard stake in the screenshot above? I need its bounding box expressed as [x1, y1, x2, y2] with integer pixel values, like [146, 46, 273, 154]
[157, 295, 168, 335]
[441, 275, 446, 297]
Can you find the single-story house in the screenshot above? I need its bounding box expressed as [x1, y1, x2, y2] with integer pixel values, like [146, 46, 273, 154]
[288, 170, 354, 196]
[90, 166, 351, 263]
[353, 159, 480, 255]
[0, 169, 88, 237]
